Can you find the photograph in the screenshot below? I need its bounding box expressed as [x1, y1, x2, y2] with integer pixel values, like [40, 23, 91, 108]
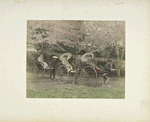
[26, 20, 125, 98]
[1, 0, 150, 121]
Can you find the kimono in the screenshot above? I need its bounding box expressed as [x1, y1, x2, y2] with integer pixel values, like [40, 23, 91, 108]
[86, 59, 100, 71]
[62, 59, 73, 72]
[38, 56, 49, 69]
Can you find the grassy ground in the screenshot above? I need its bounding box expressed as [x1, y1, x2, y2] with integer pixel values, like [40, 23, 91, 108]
[27, 77, 125, 99]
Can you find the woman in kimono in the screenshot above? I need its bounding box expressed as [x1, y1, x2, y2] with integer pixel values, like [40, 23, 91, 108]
[38, 54, 50, 69]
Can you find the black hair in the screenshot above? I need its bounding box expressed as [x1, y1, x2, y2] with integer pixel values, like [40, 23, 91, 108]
[88, 55, 92, 58]
[64, 55, 68, 58]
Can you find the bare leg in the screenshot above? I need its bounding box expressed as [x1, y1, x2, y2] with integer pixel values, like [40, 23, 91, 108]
[73, 71, 79, 84]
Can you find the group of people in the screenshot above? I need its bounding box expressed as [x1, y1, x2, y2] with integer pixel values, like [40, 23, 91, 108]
[37, 53, 115, 87]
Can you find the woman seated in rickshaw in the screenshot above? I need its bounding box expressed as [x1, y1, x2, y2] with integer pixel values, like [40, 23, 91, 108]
[60, 53, 73, 72]
[37, 54, 50, 69]
[81, 53, 103, 72]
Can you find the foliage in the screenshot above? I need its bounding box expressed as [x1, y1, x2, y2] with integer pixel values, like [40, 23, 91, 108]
[27, 21, 125, 57]
[27, 20, 125, 76]
[26, 51, 38, 72]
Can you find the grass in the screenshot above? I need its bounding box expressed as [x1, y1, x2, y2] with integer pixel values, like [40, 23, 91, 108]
[26, 79, 125, 99]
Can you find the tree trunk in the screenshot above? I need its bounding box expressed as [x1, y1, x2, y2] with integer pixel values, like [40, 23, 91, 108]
[118, 69, 120, 77]
[86, 43, 89, 52]
[41, 41, 44, 55]
[116, 46, 120, 77]
[89, 28, 98, 52]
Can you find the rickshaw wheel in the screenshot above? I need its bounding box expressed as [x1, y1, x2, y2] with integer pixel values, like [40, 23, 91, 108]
[56, 65, 69, 83]
[79, 65, 97, 87]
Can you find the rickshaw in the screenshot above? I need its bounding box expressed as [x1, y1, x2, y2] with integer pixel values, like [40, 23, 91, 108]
[55, 53, 75, 83]
[79, 53, 104, 86]
[32, 54, 60, 79]
[56, 53, 104, 86]
[32, 52, 115, 87]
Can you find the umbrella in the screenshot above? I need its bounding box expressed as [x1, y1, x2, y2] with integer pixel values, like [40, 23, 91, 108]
[81, 53, 94, 62]
[60, 53, 72, 61]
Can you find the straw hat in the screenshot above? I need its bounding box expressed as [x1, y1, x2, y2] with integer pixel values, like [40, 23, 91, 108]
[52, 56, 58, 59]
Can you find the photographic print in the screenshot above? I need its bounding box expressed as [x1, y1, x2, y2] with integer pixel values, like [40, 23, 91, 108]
[26, 20, 125, 98]
[1, 0, 150, 121]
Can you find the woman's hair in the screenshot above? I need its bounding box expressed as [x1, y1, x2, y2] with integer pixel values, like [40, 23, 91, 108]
[64, 55, 68, 58]
[88, 55, 92, 58]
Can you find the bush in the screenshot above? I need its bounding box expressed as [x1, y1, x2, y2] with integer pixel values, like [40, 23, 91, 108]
[27, 51, 38, 72]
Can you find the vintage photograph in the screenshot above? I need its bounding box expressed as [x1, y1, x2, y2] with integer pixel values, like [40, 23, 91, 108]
[26, 20, 125, 98]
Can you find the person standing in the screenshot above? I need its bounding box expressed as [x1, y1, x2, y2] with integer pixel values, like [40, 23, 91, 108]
[50, 56, 58, 79]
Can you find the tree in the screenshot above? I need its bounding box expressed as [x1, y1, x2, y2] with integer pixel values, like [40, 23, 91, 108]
[27, 20, 125, 76]
[80, 21, 125, 77]
[99, 21, 125, 77]
[80, 21, 101, 52]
